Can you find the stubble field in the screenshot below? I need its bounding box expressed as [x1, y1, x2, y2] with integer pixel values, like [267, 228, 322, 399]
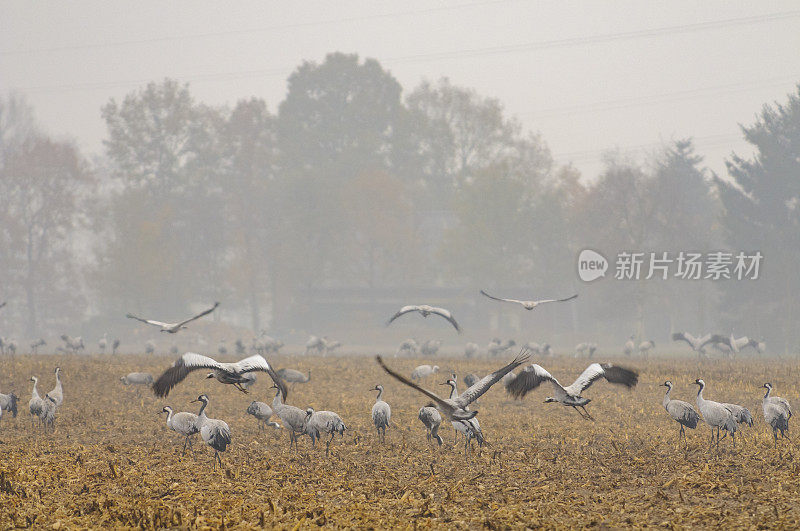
[1, 353, 799, 529]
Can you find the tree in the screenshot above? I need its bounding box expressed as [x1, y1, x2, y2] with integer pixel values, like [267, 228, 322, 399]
[716, 84, 800, 351]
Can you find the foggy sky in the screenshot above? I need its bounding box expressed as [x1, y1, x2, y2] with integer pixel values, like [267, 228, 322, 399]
[1, 1, 799, 180]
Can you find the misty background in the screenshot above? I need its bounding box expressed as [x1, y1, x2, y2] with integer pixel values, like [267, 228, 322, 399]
[0, 2, 799, 355]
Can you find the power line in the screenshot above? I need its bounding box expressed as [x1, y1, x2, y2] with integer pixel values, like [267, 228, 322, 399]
[8, 10, 799, 95]
[0, 0, 513, 56]
[520, 77, 799, 120]
[383, 10, 800, 64]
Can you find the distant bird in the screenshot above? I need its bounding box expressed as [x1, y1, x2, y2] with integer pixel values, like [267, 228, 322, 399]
[217, 339, 228, 356]
[371, 385, 391, 442]
[271, 386, 307, 450]
[191, 394, 231, 469]
[418, 403, 443, 446]
[376, 350, 529, 422]
[304, 408, 346, 454]
[463, 373, 481, 388]
[112, 338, 120, 355]
[60, 334, 84, 354]
[322, 338, 342, 356]
[152, 353, 284, 398]
[145, 340, 156, 355]
[254, 333, 283, 355]
[0, 301, 5, 310]
[671, 332, 713, 357]
[386, 305, 461, 333]
[525, 342, 553, 357]
[160, 405, 199, 455]
[464, 342, 479, 358]
[0, 391, 18, 419]
[411, 365, 439, 380]
[660, 381, 700, 442]
[99, 334, 108, 354]
[488, 339, 515, 357]
[623, 335, 635, 356]
[28, 377, 43, 426]
[694, 379, 738, 447]
[120, 372, 154, 386]
[49, 367, 63, 407]
[575, 342, 597, 358]
[420, 339, 441, 357]
[506, 362, 638, 420]
[762, 383, 791, 446]
[29, 338, 46, 355]
[638, 340, 655, 358]
[4, 339, 17, 356]
[235, 339, 246, 355]
[126, 302, 220, 333]
[480, 290, 577, 310]
[276, 368, 311, 386]
[397, 338, 419, 357]
[246, 401, 281, 430]
[170, 345, 179, 355]
[304, 336, 325, 355]
[705, 334, 758, 358]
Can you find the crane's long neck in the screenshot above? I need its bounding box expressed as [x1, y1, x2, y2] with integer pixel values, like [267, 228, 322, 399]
[764, 387, 772, 400]
[447, 382, 458, 400]
[31, 379, 39, 399]
[196, 401, 208, 419]
[272, 389, 283, 409]
[696, 383, 705, 404]
[663, 386, 671, 409]
[165, 409, 173, 426]
[375, 387, 384, 401]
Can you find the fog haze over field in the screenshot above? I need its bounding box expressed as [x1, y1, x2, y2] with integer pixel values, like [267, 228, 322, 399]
[0, 2, 799, 355]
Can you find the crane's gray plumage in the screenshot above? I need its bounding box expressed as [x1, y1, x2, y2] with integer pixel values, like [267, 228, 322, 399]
[762, 383, 791, 447]
[39, 394, 57, 432]
[28, 376, 43, 426]
[506, 362, 638, 420]
[371, 385, 391, 442]
[721, 403, 753, 427]
[120, 372, 154, 386]
[377, 349, 529, 422]
[418, 403, 443, 446]
[191, 394, 231, 469]
[487, 339, 516, 357]
[0, 391, 18, 419]
[126, 301, 220, 333]
[411, 364, 439, 380]
[272, 386, 307, 450]
[49, 367, 63, 407]
[443, 375, 484, 454]
[661, 381, 701, 441]
[152, 352, 285, 398]
[671, 332, 713, 358]
[480, 289, 577, 310]
[276, 368, 311, 384]
[246, 401, 281, 430]
[386, 304, 461, 333]
[397, 338, 419, 357]
[161, 405, 200, 455]
[304, 408, 346, 454]
[464, 342, 479, 358]
[694, 379, 738, 448]
[463, 373, 481, 388]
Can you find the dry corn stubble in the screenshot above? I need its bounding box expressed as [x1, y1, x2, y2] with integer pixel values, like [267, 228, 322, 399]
[0, 353, 799, 528]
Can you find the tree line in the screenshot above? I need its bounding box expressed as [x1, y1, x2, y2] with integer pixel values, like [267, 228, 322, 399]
[0, 52, 798, 352]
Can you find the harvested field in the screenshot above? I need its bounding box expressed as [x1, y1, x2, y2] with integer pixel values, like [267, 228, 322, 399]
[1, 353, 799, 528]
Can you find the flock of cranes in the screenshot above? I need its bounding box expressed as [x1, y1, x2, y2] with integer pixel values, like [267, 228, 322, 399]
[0, 291, 790, 473]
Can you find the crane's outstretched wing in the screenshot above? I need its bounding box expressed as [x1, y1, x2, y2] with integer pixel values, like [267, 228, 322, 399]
[672, 332, 696, 348]
[430, 307, 461, 333]
[126, 313, 168, 328]
[455, 349, 530, 407]
[176, 301, 220, 327]
[505, 363, 563, 399]
[152, 352, 223, 397]
[535, 294, 579, 305]
[386, 306, 420, 326]
[375, 356, 476, 421]
[480, 290, 525, 305]
[233, 354, 287, 399]
[564, 363, 638, 396]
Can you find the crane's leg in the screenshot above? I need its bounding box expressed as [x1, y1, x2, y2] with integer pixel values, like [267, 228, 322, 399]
[233, 383, 249, 394]
[579, 406, 595, 421]
[774, 427, 778, 447]
[182, 436, 189, 456]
